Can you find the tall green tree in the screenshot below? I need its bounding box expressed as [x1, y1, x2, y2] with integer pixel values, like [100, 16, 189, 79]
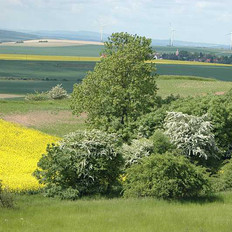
[71, 32, 158, 137]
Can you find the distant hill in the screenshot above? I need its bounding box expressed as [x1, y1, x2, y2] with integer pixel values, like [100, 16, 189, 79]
[29, 30, 108, 42]
[0, 29, 39, 42]
[31, 30, 228, 49]
[0, 29, 229, 49]
[151, 39, 228, 49]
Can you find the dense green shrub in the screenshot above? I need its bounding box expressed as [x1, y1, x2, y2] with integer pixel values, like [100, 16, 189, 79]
[155, 94, 181, 107]
[123, 152, 212, 199]
[134, 95, 180, 139]
[164, 112, 218, 160]
[25, 91, 50, 101]
[48, 84, 68, 99]
[0, 181, 14, 208]
[122, 138, 154, 168]
[34, 130, 124, 200]
[218, 160, 232, 191]
[151, 130, 175, 154]
[136, 107, 167, 138]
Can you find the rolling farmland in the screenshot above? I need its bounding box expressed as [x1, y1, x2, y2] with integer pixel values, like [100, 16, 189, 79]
[1, 59, 232, 95]
[1, 53, 232, 67]
[0, 43, 232, 95]
[0, 45, 103, 56]
[1, 44, 232, 56]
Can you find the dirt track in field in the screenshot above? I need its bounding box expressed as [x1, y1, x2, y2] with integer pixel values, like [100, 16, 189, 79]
[3, 111, 87, 127]
[215, 91, 225, 95]
[0, 94, 24, 99]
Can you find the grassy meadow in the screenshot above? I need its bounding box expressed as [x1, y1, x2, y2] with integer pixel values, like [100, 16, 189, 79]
[157, 75, 232, 97]
[0, 99, 86, 137]
[1, 192, 232, 232]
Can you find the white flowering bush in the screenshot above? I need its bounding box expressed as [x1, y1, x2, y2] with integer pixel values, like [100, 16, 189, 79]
[164, 112, 218, 159]
[48, 84, 68, 100]
[122, 138, 154, 167]
[34, 130, 124, 199]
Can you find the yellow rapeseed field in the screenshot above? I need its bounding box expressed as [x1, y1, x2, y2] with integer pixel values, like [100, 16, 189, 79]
[0, 54, 100, 62]
[0, 119, 60, 191]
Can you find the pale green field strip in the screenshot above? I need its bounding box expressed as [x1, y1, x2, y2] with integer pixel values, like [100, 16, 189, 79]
[1, 53, 232, 67]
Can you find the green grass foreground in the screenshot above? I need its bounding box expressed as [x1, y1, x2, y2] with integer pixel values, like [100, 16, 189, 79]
[1, 192, 232, 232]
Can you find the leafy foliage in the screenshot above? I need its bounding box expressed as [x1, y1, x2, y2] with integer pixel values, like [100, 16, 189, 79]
[25, 91, 50, 101]
[103, 32, 153, 59]
[34, 130, 123, 200]
[123, 152, 212, 199]
[164, 112, 218, 160]
[151, 130, 175, 154]
[122, 138, 154, 168]
[71, 33, 158, 139]
[135, 107, 167, 138]
[219, 160, 232, 191]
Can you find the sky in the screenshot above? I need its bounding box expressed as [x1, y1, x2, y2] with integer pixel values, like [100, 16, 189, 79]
[1, 0, 232, 45]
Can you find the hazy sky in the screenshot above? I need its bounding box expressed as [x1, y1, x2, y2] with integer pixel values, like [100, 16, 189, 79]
[1, 0, 232, 44]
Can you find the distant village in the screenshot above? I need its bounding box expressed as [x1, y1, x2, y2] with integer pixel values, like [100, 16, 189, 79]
[153, 49, 232, 65]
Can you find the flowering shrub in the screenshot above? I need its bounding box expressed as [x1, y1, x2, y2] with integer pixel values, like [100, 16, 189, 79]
[164, 112, 218, 159]
[122, 138, 154, 168]
[34, 130, 124, 199]
[48, 84, 68, 99]
[0, 119, 59, 191]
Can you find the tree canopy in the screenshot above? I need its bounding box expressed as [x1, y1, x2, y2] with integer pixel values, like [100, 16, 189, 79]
[71, 32, 158, 138]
